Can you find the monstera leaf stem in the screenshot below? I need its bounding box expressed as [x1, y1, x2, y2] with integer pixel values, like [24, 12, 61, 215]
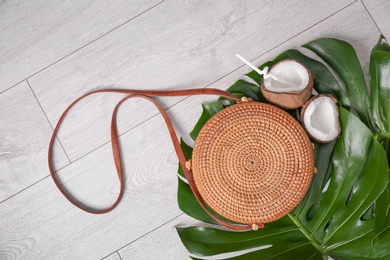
[375, 132, 390, 139]
[287, 213, 326, 258]
[177, 36, 390, 259]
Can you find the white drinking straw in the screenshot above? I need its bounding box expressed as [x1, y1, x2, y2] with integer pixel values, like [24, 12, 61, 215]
[235, 54, 293, 85]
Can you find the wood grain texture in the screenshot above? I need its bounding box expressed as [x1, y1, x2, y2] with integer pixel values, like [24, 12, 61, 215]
[0, 0, 162, 92]
[0, 99, 193, 259]
[102, 252, 122, 260]
[251, 1, 380, 83]
[113, 2, 382, 259]
[118, 214, 200, 260]
[0, 0, 385, 259]
[363, 0, 390, 38]
[0, 81, 69, 202]
[0, 59, 258, 259]
[28, 0, 353, 162]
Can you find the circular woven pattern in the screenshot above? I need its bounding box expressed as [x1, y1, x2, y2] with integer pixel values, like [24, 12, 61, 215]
[192, 102, 314, 224]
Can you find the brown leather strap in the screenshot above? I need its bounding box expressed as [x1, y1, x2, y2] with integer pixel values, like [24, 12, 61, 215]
[48, 88, 260, 230]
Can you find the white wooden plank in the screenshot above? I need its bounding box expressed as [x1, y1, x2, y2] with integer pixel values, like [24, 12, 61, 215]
[0, 100, 195, 259]
[102, 252, 122, 260]
[363, 0, 390, 38]
[1, 1, 383, 260]
[28, 0, 353, 162]
[0, 59, 259, 259]
[102, 2, 382, 259]
[0, 128, 180, 259]
[118, 214, 200, 260]
[250, 1, 381, 82]
[0, 81, 69, 202]
[0, 0, 162, 92]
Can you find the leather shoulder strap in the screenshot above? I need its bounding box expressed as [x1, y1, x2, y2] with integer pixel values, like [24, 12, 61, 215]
[48, 88, 260, 231]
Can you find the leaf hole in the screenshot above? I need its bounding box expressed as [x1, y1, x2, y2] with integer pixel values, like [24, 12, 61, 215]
[322, 177, 331, 193]
[349, 108, 360, 118]
[345, 186, 354, 205]
[306, 203, 320, 221]
[221, 99, 232, 106]
[324, 216, 333, 231]
[360, 202, 376, 221]
[345, 178, 361, 205]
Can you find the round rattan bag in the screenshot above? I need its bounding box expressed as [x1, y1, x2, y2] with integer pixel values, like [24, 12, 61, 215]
[192, 102, 315, 225]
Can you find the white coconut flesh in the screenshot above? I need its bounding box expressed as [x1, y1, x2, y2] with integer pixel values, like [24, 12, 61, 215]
[263, 60, 310, 93]
[303, 96, 340, 142]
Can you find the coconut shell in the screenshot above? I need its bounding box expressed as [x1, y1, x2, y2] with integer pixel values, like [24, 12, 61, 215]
[300, 94, 341, 143]
[261, 59, 314, 109]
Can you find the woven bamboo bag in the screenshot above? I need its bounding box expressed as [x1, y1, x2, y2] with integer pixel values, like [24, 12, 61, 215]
[48, 88, 315, 231]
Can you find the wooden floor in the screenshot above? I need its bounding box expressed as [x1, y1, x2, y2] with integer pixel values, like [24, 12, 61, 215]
[1, 0, 389, 259]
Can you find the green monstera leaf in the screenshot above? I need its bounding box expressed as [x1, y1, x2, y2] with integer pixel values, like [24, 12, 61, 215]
[176, 36, 390, 259]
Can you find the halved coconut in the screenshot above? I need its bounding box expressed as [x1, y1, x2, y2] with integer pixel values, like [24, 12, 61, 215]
[301, 94, 341, 143]
[261, 59, 313, 109]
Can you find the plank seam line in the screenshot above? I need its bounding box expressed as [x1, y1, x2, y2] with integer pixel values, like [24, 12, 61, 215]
[360, 0, 386, 36]
[100, 251, 122, 260]
[249, 0, 358, 63]
[0, 0, 165, 95]
[2, 0, 358, 203]
[0, 175, 50, 204]
[102, 213, 184, 259]
[26, 79, 72, 163]
[0, 154, 73, 204]
[117, 214, 184, 253]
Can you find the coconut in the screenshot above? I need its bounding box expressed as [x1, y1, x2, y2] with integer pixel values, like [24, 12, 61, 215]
[261, 59, 313, 109]
[301, 94, 341, 143]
